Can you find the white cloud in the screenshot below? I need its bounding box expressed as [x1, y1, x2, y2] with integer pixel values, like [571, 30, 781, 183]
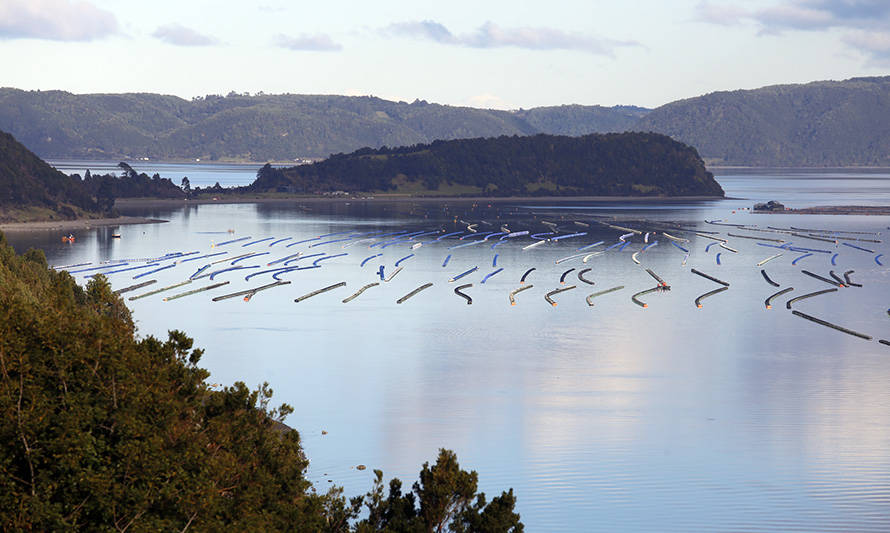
[466, 93, 511, 110]
[384, 20, 637, 55]
[274, 33, 342, 51]
[152, 24, 219, 46]
[0, 0, 119, 41]
[843, 29, 890, 64]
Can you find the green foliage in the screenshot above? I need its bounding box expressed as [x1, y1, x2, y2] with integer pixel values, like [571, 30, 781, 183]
[248, 132, 723, 197]
[0, 233, 522, 531]
[0, 89, 648, 161]
[639, 76, 890, 166]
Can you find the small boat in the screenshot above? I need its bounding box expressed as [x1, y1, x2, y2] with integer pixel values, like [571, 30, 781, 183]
[61, 234, 75, 243]
[111, 234, 122, 239]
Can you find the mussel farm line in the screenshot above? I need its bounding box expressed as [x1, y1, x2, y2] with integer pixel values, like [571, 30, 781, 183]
[545, 285, 576, 307]
[509, 285, 534, 306]
[454, 284, 473, 304]
[397, 283, 434, 304]
[695, 286, 729, 308]
[342, 283, 380, 303]
[785, 288, 838, 310]
[761, 270, 780, 287]
[294, 282, 347, 303]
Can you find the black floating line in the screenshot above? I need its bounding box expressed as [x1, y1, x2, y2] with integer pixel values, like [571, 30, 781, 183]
[765, 287, 793, 309]
[294, 282, 346, 303]
[560, 268, 576, 284]
[786, 288, 838, 310]
[631, 287, 660, 308]
[397, 283, 433, 304]
[691, 268, 730, 287]
[843, 270, 862, 288]
[828, 270, 846, 286]
[577, 268, 595, 285]
[520, 267, 536, 284]
[454, 283, 473, 305]
[760, 269, 780, 287]
[791, 310, 872, 340]
[545, 285, 576, 306]
[880, 339, 890, 346]
[801, 270, 843, 288]
[695, 286, 729, 308]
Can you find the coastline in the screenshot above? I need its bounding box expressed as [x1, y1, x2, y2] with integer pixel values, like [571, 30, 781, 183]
[0, 216, 168, 233]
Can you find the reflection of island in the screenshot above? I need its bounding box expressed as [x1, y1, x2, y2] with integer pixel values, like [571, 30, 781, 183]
[754, 205, 890, 215]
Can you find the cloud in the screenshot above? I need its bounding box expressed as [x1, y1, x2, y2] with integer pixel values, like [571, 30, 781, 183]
[697, 1, 890, 62]
[274, 33, 342, 51]
[384, 20, 637, 55]
[466, 93, 511, 110]
[152, 24, 219, 46]
[0, 0, 119, 41]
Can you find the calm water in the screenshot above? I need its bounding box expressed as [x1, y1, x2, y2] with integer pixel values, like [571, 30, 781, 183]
[5, 170, 890, 531]
[48, 159, 262, 188]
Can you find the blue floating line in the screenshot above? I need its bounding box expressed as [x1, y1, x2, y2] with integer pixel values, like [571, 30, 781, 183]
[460, 231, 494, 240]
[309, 237, 354, 248]
[481, 268, 504, 284]
[215, 236, 251, 246]
[437, 231, 464, 241]
[190, 264, 211, 279]
[133, 263, 176, 279]
[604, 241, 623, 251]
[361, 253, 382, 267]
[843, 242, 876, 253]
[378, 265, 385, 280]
[757, 242, 786, 249]
[577, 241, 605, 251]
[242, 237, 275, 247]
[269, 237, 292, 246]
[286, 237, 321, 247]
[87, 263, 158, 277]
[483, 232, 506, 241]
[716, 252, 722, 265]
[245, 267, 291, 281]
[395, 254, 415, 267]
[442, 254, 452, 267]
[492, 254, 499, 267]
[831, 253, 838, 266]
[788, 246, 831, 254]
[410, 230, 442, 239]
[551, 232, 587, 241]
[272, 265, 319, 280]
[791, 253, 813, 265]
[68, 263, 130, 274]
[209, 265, 259, 280]
[501, 230, 529, 240]
[180, 252, 228, 263]
[491, 241, 507, 250]
[449, 240, 485, 250]
[642, 240, 659, 252]
[316, 230, 353, 239]
[619, 241, 632, 251]
[671, 241, 689, 253]
[530, 232, 554, 240]
[284, 253, 325, 266]
[379, 239, 410, 249]
[313, 253, 347, 266]
[705, 242, 719, 253]
[450, 266, 478, 282]
[233, 252, 269, 265]
[877, 254, 885, 266]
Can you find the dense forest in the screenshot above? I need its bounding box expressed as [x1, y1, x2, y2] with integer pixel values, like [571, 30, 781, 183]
[0, 89, 646, 161]
[248, 132, 724, 197]
[0, 233, 522, 531]
[638, 76, 890, 166]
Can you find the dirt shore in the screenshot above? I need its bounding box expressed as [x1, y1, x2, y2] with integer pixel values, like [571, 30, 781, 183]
[0, 216, 168, 233]
[753, 205, 890, 216]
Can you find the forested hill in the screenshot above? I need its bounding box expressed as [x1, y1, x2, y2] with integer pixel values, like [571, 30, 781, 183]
[638, 76, 890, 166]
[0, 129, 99, 221]
[0, 89, 647, 162]
[248, 132, 724, 197]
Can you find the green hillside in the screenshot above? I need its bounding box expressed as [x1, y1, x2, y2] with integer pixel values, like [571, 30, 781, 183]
[637, 76, 890, 166]
[0, 89, 647, 161]
[248, 132, 724, 197]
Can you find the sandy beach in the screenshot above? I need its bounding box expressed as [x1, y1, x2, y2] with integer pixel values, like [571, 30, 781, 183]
[0, 216, 168, 233]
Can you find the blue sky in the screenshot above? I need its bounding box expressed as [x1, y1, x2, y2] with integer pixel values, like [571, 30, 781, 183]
[1, 0, 888, 109]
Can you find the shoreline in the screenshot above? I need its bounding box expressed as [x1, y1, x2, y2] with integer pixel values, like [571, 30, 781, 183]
[0, 216, 168, 233]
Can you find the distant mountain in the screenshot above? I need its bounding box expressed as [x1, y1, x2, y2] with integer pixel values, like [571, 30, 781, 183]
[248, 132, 723, 197]
[637, 76, 890, 166]
[0, 89, 648, 162]
[0, 129, 99, 221]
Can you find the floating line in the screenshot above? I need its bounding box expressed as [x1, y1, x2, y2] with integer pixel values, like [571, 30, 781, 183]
[245, 267, 292, 282]
[829, 270, 846, 286]
[243, 237, 275, 247]
[765, 287, 793, 309]
[129, 280, 192, 301]
[113, 279, 157, 295]
[552, 232, 587, 241]
[662, 232, 689, 243]
[786, 288, 838, 309]
[361, 253, 382, 267]
[164, 281, 230, 301]
[313, 253, 347, 266]
[586, 286, 623, 306]
[481, 268, 504, 284]
[757, 253, 783, 267]
[212, 280, 290, 302]
[310, 237, 354, 248]
[437, 231, 464, 241]
[791, 253, 813, 265]
[719, 242, 738, 253]
[671, 241, 690, 253]
[631, 251, 641, 265]
[560, 268, 576, 284]
[450, 266, 478, 282]
[294, 282, 346, 303]
[791, 310, 872, 340]
[801, 270, 844, 288]
[271, 265, 319, 281]
[189, 264, 212, 279]
[577, 241, 605, 251]
[384, 266, 403, 282]
[695, 286, 729, 308]
[631, 287, 660, 308]
[831, 253, 839, 266]
[232, 252, 269, 265]
[269, 237, 292, 246]
[716, 252, 722, 265]
[286, 237, 320, 247]
[342, 282, 379, 303]
[691, 269, 730, 287]
[509, 285, 533, 305]
[646, 268, 668, 288]
[583, 251, 605, 262]
[520, 267, 536, 284]
[395, 254, 414, 267]
[397, 283, 433, 304]
[522, 240, 546, 251]
[877, 254, 885, 266]
[133, 264, 176, 279]
[213, 236, 250, 247]
[843, 270, 862, 288]
[442, 254, 452, 267]
[454, 283, 473, 304]
[180, 252, 228, 263]
[378, 265, 385, 280]
[761, 270, 780, 287]
[282, 253, 322, 266]
[619, 241, 632, 251]
[209, 265, 259, 280]
[842, 242, 875, 253]
[68, 263, 130, 274]
[492, 254, 499, 267]
[577, 268, 595, 285]
[705, 242, 720, 253]
[545, 285, 576, 307]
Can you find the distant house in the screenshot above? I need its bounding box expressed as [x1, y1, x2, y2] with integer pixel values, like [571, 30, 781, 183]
[753, 200, 785, 211]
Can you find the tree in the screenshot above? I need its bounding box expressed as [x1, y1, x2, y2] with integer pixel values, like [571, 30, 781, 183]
[181, 176, 191, 198]
[96, 181, 115, 213]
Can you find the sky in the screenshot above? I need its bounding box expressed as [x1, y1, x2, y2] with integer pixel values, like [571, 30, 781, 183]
[1, 0, 889, 110]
